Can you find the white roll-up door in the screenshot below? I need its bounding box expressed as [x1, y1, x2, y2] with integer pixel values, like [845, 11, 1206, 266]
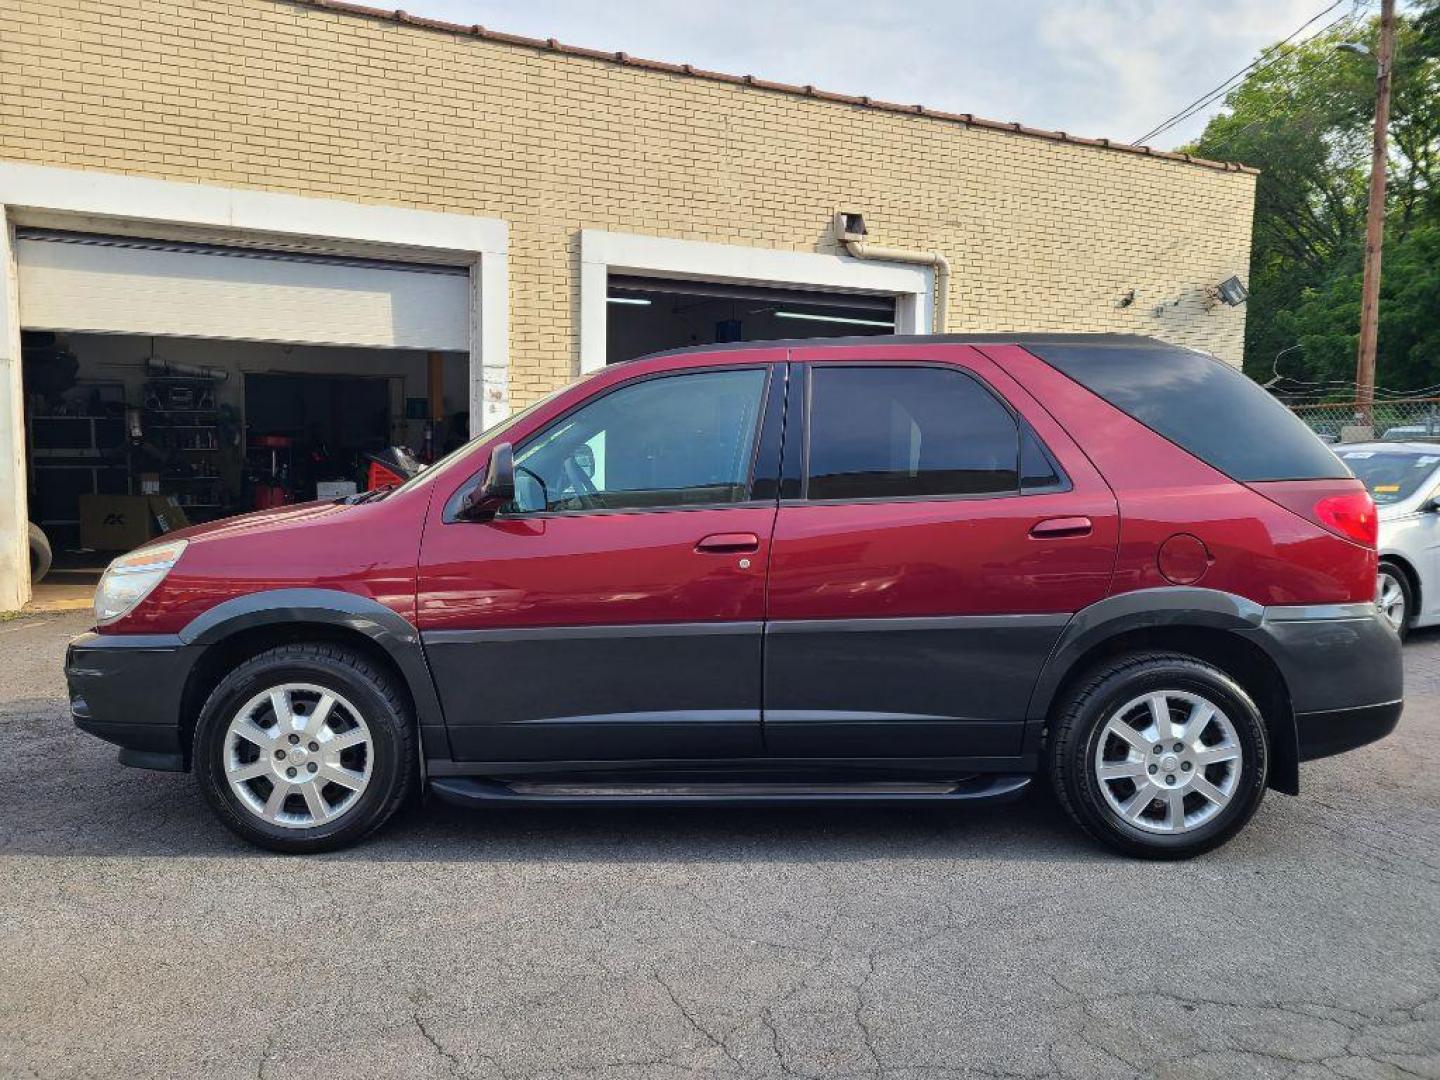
[15, 230, 470, 351]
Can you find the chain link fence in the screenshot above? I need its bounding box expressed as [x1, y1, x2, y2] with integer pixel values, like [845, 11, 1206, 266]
[1287, 399, 1440, 444]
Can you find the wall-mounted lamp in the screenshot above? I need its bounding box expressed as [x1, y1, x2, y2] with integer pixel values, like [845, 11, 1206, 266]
[607, 296, 652, 306]
[1210, 275, 1249, 308]
[1118, 289, 1136, 308]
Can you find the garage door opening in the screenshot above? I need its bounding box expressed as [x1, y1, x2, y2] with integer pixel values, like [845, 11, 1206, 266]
[605, 275, 897, 364]
[22, 331, 469, 573]
[14, 225, 475, 593]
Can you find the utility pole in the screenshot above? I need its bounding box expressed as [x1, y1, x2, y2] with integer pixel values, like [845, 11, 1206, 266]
[1356, 0, 1396, 431]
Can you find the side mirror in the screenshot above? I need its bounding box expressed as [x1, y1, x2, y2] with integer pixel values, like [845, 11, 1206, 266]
[459, 442, 515, 522]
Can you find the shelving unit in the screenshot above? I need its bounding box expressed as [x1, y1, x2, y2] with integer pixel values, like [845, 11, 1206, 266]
[27, 410, 130, 544]
[142, 375, 226, 519]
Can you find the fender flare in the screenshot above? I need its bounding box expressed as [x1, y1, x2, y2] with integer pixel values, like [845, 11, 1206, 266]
[1024, 587, 1299, 794]
[180, 588, 449, 759]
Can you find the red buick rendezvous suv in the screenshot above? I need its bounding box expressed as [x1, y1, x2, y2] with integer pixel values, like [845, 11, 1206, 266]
[65, 335, 1401, 858]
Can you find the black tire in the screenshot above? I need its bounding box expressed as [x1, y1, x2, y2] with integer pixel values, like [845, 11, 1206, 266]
[1377, 561, 1413, 641]
[1048, 652, 1268, 860]
[28, 523, 51, 584]
[194, 643, 416, 853]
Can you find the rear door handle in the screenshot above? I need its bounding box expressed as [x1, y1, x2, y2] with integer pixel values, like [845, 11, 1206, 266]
[1030, 516, 1093, 538]
[695, 532, 761, 553]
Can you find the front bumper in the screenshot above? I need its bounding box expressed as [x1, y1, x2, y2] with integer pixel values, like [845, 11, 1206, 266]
[65, 631, 196, 771]
[1256, 603, 1404, 762]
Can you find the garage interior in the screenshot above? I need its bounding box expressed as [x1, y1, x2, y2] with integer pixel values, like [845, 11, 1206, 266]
[605, 276, 897, 363]
[15, 227, 905, 600]
[17, 228, 472, 585]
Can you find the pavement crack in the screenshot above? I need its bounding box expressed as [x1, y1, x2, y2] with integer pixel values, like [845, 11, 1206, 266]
[758, 1007, 810, 1079]
[414, 1011, 469, 1078]
[255, 1030, 276, 1080]
[853, 950, 882, 1074]
[652, 967, 750, 1074]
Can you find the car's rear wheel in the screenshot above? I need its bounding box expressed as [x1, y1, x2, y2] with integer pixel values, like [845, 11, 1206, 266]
[194, 643, 415, 853]
[1376, 562, 1412, 640]
[1048, 652, 1268, 859]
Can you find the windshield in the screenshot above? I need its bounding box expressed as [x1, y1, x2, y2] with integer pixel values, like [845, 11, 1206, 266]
[386, 380, 582, 498]
[1336, 449, 1440, 505]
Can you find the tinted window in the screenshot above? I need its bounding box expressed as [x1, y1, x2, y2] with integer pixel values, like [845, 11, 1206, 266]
[513, 368, 767, 512]
[1020, 427, 1064, 490]
[1030, 342, 1349, 482]
[806, 366, 1020, 500]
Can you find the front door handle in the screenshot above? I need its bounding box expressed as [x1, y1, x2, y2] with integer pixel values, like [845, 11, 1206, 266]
[1030, 516, 1093, 538]
[695, 532, 761, 554]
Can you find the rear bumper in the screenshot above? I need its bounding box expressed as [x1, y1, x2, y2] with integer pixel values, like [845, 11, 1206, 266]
[1256, 603, 1403, 762]
[1293, 700, 1402, 761]
[65, 631, 195, 771]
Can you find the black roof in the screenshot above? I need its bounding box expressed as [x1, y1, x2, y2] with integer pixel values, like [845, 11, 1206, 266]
[638, 332, 1189, 362]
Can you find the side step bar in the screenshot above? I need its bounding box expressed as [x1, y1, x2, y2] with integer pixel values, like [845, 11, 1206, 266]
[428, 774, 1032, 807]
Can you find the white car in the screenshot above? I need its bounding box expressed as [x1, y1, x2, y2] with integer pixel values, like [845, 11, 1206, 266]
[1336, 442, 1440, 639]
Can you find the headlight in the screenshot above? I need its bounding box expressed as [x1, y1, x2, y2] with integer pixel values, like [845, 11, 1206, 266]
[94, 539, 189, 625]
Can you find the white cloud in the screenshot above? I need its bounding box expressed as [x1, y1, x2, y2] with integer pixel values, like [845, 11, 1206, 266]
[397, 0, 1346, 149]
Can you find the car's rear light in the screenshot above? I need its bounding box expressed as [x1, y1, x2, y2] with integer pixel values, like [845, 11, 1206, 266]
[1314, 491, 1378, 547]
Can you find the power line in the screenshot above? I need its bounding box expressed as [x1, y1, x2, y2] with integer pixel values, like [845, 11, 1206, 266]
[1132, 1, 1352, 144]
[1132, 0, 1352, 145]
[1135, 5, 1363, 145]
[1201, 19, 1366, 151]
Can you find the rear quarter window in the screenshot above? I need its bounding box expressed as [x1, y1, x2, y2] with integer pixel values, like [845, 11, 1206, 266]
[1027, 341, 1350, 482]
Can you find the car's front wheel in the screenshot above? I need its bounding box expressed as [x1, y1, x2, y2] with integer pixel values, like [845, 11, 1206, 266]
[1376, 561, 1412, 640]
[1048, 652, 1268, 859]
[194, 643, 415, 853]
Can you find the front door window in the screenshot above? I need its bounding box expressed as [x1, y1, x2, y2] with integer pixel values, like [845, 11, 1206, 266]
[512, 368, 768, 513]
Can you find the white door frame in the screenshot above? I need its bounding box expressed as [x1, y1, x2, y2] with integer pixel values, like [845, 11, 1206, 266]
[0, 160, 509, 610]
[578, 229, 933, 374]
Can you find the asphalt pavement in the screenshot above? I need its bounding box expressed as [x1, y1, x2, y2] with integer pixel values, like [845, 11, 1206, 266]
[1, 610, 1436, 1079]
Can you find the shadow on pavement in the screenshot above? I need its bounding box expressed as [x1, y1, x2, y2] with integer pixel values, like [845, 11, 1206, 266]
[0, 720, 1096, 863]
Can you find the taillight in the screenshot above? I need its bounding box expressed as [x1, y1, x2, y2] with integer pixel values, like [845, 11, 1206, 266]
[1314, 491, 1378, 547]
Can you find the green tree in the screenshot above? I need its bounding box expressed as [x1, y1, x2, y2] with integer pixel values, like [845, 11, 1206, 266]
[1277, 225, 1440, 391]
[1186, 3, 1440, 394]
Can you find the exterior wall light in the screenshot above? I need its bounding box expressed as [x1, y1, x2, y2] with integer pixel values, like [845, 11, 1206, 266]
[1212, 275, 1249, 307]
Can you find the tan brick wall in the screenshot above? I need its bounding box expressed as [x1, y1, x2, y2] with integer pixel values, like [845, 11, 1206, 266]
[0, 0, 1256, 404]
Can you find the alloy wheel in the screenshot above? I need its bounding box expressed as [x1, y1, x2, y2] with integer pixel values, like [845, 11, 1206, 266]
[1093, 690, 1243, 835]
[222, 683, 373, 830]
[1377, 569, 1407, 633]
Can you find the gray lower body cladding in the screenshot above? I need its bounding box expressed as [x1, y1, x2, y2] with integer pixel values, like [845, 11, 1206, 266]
[66, 591, 1403, 783]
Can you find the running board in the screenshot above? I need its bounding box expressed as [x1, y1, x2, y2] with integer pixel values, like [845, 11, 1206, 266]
[428, 774, 1032, 807]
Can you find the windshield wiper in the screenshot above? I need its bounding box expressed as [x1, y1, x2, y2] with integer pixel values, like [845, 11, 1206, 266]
[343, 487, 393, 505]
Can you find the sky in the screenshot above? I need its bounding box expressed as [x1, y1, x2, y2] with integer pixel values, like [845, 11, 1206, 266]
[394, 0, 1357, 150]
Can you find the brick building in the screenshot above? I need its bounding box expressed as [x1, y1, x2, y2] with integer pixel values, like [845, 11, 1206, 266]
[0, 0, 1257, 608]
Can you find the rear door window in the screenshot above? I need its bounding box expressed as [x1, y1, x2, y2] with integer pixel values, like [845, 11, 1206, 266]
[805, 366, 1020, 500]
[1027, 341, 1349, 482]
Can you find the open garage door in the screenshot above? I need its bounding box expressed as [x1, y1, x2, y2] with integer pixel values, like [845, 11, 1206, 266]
[15, 230, 470, 352]
[606, 275, 897, 364]
[17, 228, 473, 564]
